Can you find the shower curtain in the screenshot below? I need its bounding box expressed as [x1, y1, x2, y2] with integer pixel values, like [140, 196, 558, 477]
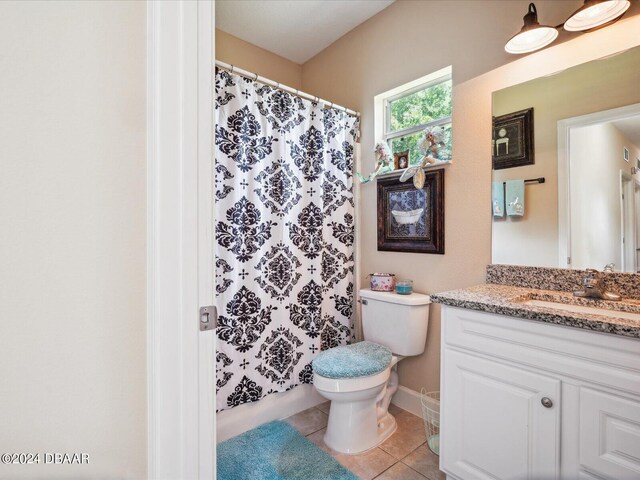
[214, 68, 358, 411]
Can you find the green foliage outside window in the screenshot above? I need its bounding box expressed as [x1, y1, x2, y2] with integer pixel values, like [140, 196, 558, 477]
[389, 81, 452, 132]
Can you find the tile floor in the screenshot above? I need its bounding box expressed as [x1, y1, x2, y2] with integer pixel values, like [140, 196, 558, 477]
[284, 403, 445, 480]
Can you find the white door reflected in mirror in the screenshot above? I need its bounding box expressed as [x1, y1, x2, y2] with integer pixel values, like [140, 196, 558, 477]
[565, 109, 640, 273]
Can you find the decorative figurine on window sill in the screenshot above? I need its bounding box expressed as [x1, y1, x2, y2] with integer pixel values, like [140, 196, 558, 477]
[400, 125, 449, 189]
[356, 142, 392, 184]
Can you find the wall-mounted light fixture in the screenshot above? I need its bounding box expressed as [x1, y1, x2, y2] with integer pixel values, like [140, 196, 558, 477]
[505, 3, 558, 54]
[505, 1, 631, 54]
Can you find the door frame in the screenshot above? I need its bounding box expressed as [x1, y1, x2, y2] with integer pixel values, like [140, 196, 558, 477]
[557, 102, 640, 268]
[620, 172, 639, 272]
[147, 1, 215, 479]
[636, 180, 640, 273]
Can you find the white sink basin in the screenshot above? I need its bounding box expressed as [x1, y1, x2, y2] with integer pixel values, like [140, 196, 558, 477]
[522, 299, 640, 321]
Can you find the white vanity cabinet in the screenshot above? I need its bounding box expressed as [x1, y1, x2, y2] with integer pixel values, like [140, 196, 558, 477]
[440, 305, 640, 480]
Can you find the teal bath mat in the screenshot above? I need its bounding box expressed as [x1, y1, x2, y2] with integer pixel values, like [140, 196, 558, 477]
[217, 421, 357, 480]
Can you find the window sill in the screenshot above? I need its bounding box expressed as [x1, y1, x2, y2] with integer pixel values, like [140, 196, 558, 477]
[375, 160, 452, 180]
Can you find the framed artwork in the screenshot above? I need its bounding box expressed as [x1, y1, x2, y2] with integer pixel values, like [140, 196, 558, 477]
[377, 168, 444, 254]
[394, 150, 409, 170]
[492, 108, 534, 170]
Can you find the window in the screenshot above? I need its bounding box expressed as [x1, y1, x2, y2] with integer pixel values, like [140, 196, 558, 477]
[375, 66, 452, 173]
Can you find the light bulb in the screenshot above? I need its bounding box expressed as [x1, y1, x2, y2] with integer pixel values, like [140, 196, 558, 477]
[564, 0, 630, 31]
[505, 26, 558, 54]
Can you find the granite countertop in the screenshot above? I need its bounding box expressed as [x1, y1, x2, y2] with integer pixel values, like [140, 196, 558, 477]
[431, 284, 640, 339]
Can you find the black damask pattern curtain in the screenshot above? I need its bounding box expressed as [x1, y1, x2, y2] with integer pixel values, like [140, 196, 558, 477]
[214, 69, 358, 410]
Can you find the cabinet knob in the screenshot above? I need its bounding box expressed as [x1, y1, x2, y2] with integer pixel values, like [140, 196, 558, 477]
[541, 397, 553, 408]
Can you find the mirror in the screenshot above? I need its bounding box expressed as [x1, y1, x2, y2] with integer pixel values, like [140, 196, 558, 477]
[491, 46, 640, 272]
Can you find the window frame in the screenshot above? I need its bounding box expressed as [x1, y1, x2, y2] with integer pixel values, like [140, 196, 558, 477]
[383, 72, 453, 147]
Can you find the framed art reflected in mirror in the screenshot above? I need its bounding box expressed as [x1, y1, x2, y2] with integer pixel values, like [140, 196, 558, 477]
[377, 169, 444, 254]
[492, 108, 534, 170]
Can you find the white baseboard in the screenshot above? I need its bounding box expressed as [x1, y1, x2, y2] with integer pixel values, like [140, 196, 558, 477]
[391, 385, 423, 418]
[216, 384, 325, 442]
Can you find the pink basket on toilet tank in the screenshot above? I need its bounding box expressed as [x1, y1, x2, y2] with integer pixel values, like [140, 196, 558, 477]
[369, 273, 396, 292]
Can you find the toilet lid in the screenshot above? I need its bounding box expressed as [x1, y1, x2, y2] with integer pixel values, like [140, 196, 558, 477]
[312, 341, 392, 379]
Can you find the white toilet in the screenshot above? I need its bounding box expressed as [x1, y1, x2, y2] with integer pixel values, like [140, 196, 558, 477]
[312, 288, 431, 454]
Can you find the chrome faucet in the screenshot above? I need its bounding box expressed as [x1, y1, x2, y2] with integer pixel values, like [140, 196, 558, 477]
[574, 266, 621, 301]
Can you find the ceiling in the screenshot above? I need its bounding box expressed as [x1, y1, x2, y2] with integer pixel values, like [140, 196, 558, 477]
[612, 116, 640, 150]
[215, 0, 395, 64]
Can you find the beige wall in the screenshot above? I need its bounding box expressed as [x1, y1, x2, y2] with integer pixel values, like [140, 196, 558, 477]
[492, 48, 640, 267]
[216, 29, 303, 89]
[0, 1, 147, 478]
[300, 0, 640, 393]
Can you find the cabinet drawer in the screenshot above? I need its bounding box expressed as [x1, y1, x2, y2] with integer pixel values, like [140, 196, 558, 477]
[442, 306, 640, 396]
[580, 387, 640, 479]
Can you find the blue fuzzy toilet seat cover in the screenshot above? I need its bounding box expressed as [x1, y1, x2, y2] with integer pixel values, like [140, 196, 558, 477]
[312, 341, 392, 379]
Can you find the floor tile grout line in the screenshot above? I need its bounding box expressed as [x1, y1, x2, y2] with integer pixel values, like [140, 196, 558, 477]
[398, 439, 428, 461]
[304, 425, 327, 437]
[399, 445, 443, 480]
[371, 461, 397, 480]
[313, 407, 330, 416]
[405, 462, 431, 479]
[372, 461, 430, 480]
[378, 441, 426, 462]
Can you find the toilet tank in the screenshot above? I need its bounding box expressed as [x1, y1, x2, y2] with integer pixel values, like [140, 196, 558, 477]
[359, 289, 431, 356]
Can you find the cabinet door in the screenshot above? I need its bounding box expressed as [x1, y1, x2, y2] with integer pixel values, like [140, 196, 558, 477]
[441, 349, 561, 480]
[580, 387, 640, 479]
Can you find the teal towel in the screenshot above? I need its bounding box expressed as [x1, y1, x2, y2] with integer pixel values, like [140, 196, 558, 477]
[217, 421, 357, 480]
[492, 181, 505, 217]
[506, 180, 525, 216]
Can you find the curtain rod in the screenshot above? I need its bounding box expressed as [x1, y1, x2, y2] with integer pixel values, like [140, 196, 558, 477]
[215, 60, 360, 117]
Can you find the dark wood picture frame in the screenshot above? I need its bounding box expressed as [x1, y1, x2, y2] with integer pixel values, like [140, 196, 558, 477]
[377, 168, 444, 254]
[492, 107, 534, 170]
[393, 150, 409, 170]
